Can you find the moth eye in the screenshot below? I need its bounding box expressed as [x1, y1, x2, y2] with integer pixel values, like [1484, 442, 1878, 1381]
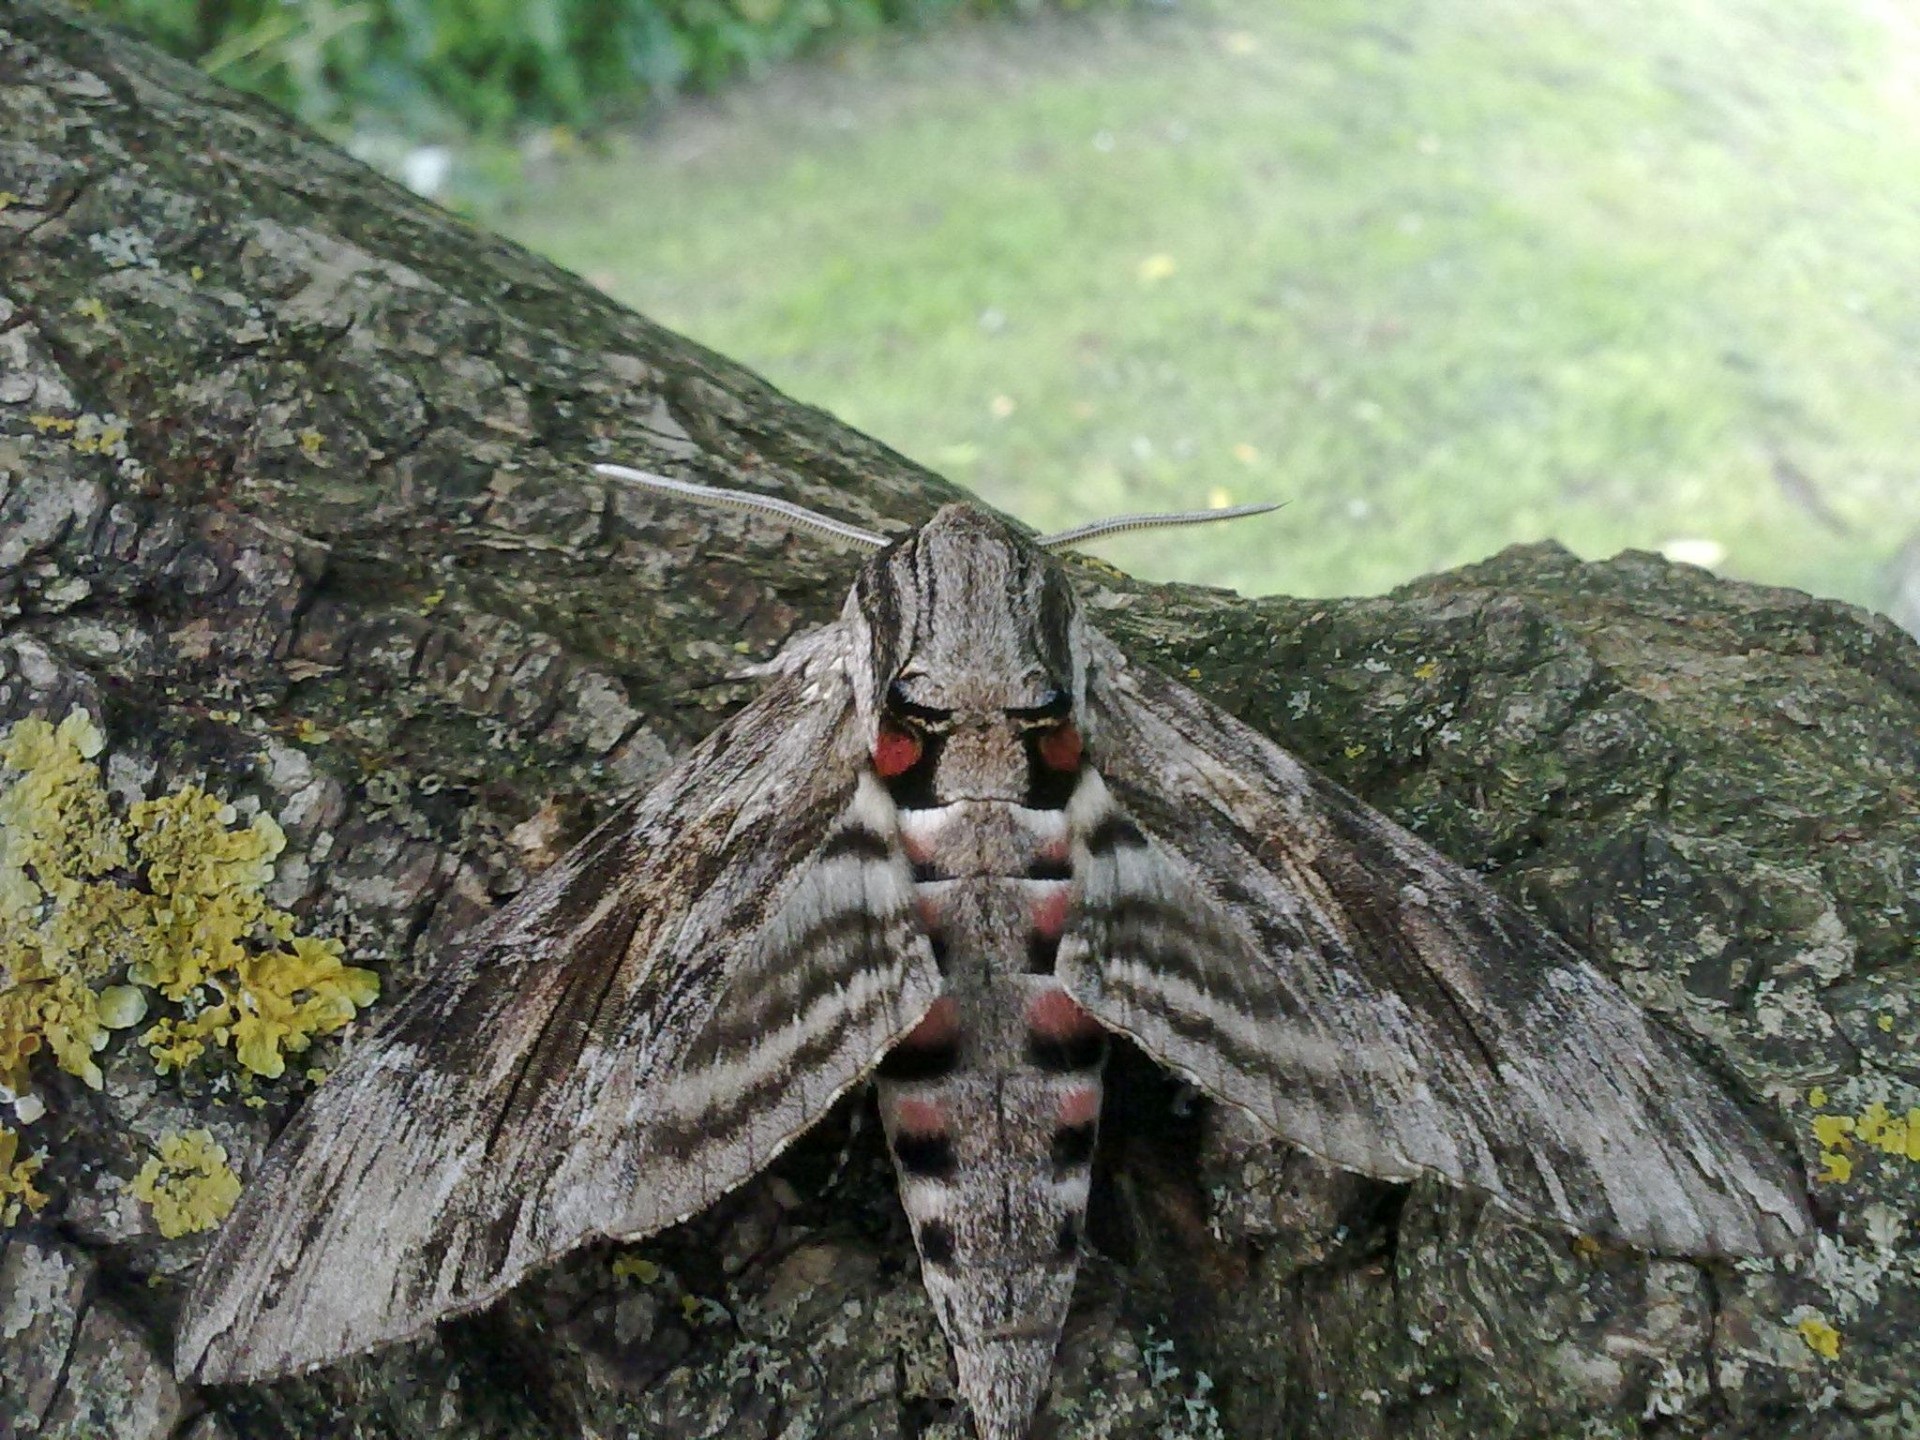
[886, 680, 952, 730]
[873, 722, 923, 779]
[1007, 689, 1073, 725]
[1034, 723, 1083, 773]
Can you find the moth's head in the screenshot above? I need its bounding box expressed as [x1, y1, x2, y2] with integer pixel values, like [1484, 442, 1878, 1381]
[588, 464, 1278, 730]
[852, 504, 1083, 719]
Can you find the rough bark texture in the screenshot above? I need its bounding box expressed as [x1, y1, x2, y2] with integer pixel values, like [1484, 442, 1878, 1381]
[3, 7, 1918, 1439]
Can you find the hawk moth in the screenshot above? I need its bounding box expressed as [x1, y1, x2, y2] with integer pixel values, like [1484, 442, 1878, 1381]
[176, 470, 1812, 1440]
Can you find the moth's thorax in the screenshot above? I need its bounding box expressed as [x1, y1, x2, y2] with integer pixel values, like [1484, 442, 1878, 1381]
[924, 719, 1026, 804]
[854, 504, 1085, 721]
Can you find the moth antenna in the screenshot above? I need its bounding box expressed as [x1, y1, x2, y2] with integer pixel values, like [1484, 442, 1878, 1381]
[1036, 502, 1282, 551]
[593, 464, 890, 549]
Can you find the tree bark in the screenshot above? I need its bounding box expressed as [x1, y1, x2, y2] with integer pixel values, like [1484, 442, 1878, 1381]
[3, 7, 1918, 1439]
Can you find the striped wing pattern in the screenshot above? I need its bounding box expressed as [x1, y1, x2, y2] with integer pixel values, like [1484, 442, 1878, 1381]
[179, 640, 942, 1383]
[1062, 633, 1810, 1257]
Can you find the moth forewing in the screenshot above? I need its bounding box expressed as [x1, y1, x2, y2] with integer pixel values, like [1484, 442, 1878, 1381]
[176, 646, 944, 1384]
[1069, 631, 1811, 1259]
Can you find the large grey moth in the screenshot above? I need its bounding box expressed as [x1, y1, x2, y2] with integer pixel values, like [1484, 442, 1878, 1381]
[176, 470, 1812, 1440]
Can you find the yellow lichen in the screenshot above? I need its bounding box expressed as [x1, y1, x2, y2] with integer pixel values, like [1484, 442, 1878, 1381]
[126, 787, 288, 1001]
[1795, 1315, 1842, 1360]
[96, 984, 147, 1029]
[0, 1124, 48, 1223]
[1852, 1101, 1920, 1161]
[1, 712, 139, 1091]
[70, 423, 126, 456]
[612, 1253, 661, 1284]
[1, 710, 124, 888]
[147, 935, 378, 1079]
[685, 1294, 730, 1325]
[130, 1129, 241, 1238]
[0, 712, 378, 1108]
[1813, 1114, 1854, 1149]
[1855, 1104, 1895, 1148]
[1806, 1101, 1920, 1186]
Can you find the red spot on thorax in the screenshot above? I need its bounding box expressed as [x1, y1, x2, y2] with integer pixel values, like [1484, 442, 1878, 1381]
[873, 723, 922, 778]
[1031, 887, 1072, 939]
[892, 1096, 949, 1135]
[914, 894, 942, 931]
[1056, 1085, 1102, 1127]
[902, 996, 960, 1048]
[1035, 723, 1083, 772]
[1026, 987, 1103, 1041]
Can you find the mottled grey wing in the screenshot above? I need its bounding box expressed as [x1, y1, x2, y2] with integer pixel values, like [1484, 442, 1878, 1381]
[179, 644, 940, 1383]
[1064, 632, 1810, 1257]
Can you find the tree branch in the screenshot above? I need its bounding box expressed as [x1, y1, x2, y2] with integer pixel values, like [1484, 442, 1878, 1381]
[3, 7, 1916, 1439]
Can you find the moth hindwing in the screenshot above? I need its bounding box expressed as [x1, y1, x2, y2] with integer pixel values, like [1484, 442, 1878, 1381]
[178, 496, 1811, 1440]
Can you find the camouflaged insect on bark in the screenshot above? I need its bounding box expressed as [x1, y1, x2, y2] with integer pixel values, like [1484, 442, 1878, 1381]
[2, 6, 1917, 1439]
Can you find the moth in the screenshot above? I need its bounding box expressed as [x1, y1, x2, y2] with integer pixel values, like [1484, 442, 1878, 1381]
[177, 469, 1812, 1440]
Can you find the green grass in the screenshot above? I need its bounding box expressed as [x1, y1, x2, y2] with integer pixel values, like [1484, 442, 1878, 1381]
[498, 0, 1920, 606]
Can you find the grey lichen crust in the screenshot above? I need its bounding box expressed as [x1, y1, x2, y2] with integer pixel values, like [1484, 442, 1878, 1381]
[1, 6, 1916, 1439]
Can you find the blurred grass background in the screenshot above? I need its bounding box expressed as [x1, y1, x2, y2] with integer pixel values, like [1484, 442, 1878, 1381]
[83, 0, 1070, 132]
[90, 0, 1920, 613]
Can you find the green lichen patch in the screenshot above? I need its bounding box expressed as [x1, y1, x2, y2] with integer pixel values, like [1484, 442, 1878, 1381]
[0, 709, 378, 1110]
[130, 1127, 241, 1238]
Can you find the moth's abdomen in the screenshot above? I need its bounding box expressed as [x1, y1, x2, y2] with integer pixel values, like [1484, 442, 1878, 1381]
[878, 800, 1106, 1440]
